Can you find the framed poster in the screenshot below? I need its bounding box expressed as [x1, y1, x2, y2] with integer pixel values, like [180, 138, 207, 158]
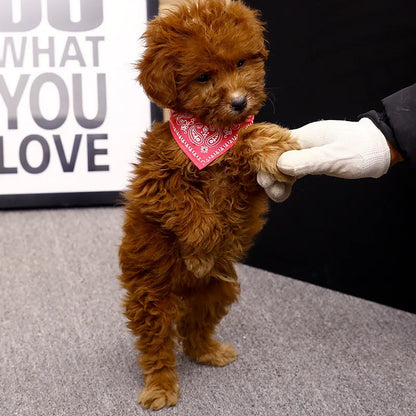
[0, 0, 160, 209]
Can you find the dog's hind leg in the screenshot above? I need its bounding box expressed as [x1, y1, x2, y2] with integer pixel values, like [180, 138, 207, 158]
[123, 288, 180, 410]
[119, 218, 181, 410]
[177, 276, 240, 366]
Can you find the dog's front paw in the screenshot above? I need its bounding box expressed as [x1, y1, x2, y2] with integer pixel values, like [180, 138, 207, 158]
[138, 383, 179, 410]
[184, 254, 215, 278]
[239, 123, 300, 182]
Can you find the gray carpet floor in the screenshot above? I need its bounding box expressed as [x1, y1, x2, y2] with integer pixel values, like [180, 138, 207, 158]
[1, 207, 415, 416]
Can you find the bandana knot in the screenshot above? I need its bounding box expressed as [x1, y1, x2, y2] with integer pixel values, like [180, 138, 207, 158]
[169, 111, 254, 169]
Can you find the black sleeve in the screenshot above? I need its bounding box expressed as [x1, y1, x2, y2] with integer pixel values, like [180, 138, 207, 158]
[360, 83, 416, 168]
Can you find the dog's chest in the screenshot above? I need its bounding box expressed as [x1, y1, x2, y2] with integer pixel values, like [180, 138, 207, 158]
[198, 169, 261, 221]
[201, 174, 237, 208]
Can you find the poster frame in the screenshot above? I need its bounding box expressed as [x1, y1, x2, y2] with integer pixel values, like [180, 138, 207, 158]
[0, 0, 161, 210]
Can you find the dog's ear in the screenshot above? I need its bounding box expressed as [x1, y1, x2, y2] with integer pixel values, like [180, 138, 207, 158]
[137, 22, 177, 109]
[259, 47, 269, 61]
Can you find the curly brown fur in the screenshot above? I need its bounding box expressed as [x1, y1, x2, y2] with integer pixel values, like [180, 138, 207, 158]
[118, 0, 299, 410]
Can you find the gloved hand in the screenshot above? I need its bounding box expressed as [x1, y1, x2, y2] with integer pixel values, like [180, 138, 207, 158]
[257, 118, 391, 202]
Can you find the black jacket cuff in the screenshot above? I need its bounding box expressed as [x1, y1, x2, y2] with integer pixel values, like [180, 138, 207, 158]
[359, 83, 416, 168]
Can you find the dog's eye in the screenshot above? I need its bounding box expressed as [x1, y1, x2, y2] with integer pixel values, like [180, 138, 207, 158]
[237, 60, 245, 68]
[196, 74, 211, 83]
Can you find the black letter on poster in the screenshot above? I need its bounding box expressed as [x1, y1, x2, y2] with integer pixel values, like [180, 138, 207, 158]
[87, 134, 109, 172]
[0, 74, 29, 129]
[0, 0, 41, 32]
[30, 73, 69, 129]
[47, 0, 103, 31]
[73, 73, 106, 128]
[20, 135, 50, 174]
[0, 136, 18, 173]
[53, 134, 82, 172]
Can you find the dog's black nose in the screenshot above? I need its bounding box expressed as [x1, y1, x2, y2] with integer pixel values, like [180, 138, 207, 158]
[230, 95, 247, 112]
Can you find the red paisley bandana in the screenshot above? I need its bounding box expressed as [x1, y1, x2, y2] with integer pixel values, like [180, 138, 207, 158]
[169, 111, 254, 169]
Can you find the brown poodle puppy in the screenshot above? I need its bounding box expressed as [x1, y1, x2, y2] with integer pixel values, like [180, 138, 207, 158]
[118, 0, 299, 410]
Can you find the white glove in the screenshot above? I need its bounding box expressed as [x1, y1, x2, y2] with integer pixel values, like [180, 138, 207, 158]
[257, 171, 293, 202]
[257, 118, 391, 202]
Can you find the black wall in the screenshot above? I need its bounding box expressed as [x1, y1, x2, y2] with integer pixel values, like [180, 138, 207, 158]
[243, 0, 416, 313]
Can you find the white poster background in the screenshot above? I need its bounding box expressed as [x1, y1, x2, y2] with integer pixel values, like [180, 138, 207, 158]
[0, 0, 150, 195]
